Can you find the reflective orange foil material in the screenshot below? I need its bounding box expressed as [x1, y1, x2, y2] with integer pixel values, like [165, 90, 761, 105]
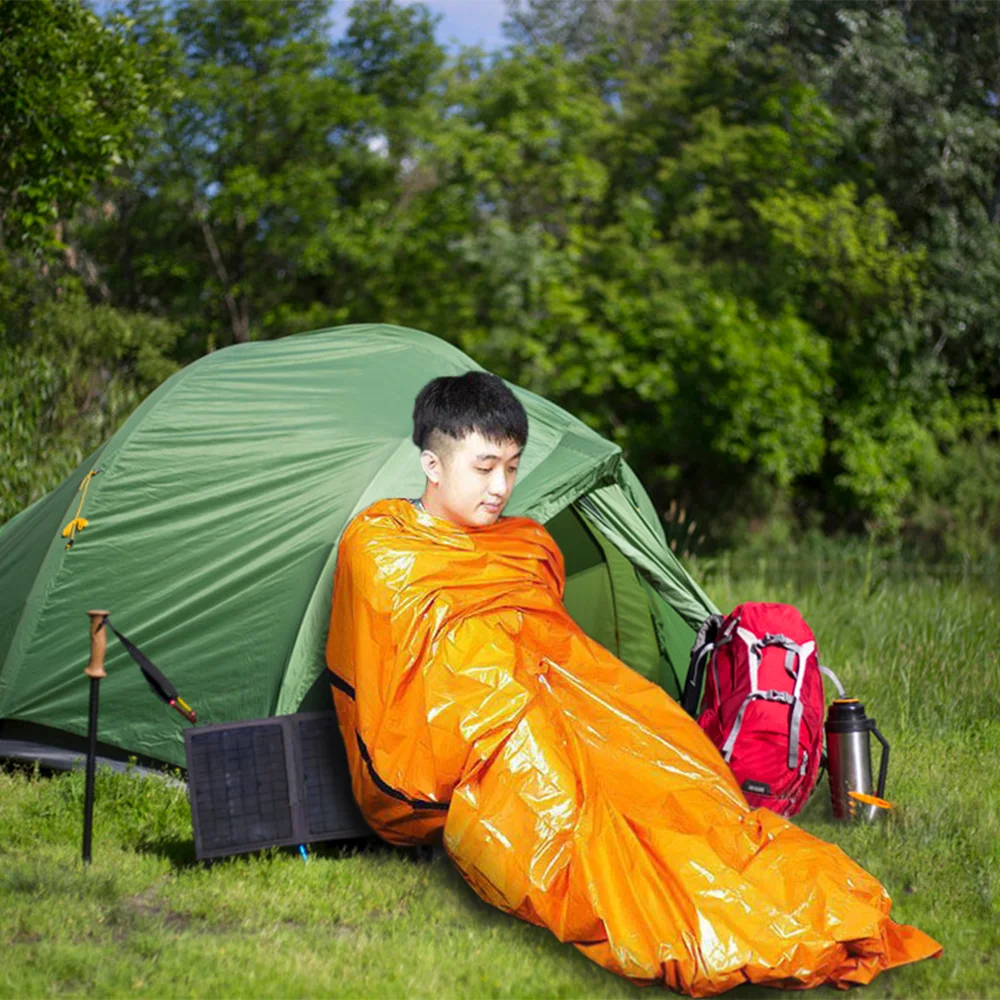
[326, 499, 941, 995]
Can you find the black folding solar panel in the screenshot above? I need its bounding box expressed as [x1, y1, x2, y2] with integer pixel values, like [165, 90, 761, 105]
[294, 713, 366, 841]
[185, 711, 370, 860]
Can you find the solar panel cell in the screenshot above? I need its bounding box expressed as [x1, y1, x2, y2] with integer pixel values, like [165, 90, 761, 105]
[185, 711, 371, 859]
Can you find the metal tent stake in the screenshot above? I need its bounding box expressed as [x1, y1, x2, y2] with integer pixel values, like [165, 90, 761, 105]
[82, 609, 108, 865]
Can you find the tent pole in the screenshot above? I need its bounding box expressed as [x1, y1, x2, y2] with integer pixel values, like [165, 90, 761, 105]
[82, 610, 109, 865]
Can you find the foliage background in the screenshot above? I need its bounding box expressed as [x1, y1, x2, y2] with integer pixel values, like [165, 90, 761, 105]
[1, 0, 998, 559]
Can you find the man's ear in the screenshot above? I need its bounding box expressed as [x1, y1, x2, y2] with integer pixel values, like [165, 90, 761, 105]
[420, 449, 442, 484]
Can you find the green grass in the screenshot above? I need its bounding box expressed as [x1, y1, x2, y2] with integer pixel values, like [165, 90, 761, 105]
[2, 565, 999, 998]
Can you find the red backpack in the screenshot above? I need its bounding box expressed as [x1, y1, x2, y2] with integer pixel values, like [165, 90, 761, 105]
[682, 602, 839, 817]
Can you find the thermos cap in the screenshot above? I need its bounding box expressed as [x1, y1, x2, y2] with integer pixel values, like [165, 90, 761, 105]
[825, 697, 874, 732]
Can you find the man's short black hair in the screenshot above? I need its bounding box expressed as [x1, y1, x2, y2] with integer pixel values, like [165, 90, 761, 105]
[412, 371, 529, 452]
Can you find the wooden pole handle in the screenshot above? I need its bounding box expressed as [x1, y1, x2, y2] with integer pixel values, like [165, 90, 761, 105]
[85, 610, 109, 679]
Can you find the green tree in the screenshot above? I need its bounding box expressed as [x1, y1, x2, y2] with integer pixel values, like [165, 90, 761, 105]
[756, 0, 1000, 535]
[80, 0, 445, 348]
[0, 0, 163, 254]
[0, 0, 181, 525]
[475, 3, 920, 529]
[336, 0, 444, 157]
[785, 1, 1000, 393]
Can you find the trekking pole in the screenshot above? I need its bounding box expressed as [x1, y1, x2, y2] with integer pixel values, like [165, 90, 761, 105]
[82, 609, 109, 865]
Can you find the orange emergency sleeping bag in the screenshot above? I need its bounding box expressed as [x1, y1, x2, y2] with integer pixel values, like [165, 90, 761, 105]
[326, 499, 940, 996]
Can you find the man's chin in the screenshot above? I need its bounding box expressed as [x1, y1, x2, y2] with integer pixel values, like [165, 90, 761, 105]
[473, 504, 503, 525]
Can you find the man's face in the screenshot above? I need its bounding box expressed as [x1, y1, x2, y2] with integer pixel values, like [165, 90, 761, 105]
[421, 430, 523, 528]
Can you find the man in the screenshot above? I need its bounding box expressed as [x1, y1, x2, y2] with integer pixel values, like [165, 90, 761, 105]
[409, 371, 526, 528]
[326, 372, 939, 997]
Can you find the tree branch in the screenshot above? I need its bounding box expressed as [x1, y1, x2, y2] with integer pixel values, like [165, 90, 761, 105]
[196, 200, 249, 343]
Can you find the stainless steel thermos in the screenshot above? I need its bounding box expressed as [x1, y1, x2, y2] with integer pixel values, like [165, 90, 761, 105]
[825, 698, 890, 821]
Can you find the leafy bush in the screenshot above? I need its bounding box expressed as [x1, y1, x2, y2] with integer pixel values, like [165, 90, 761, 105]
[905, 404, 1000, 560]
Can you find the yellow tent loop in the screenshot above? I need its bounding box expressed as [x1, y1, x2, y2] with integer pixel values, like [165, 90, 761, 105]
[62, 469, 100, 549]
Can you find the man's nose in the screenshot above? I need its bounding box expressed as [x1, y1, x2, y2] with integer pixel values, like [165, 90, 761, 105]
[488, 468, 509, 497]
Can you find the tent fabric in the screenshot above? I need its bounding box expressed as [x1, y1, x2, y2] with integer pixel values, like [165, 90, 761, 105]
[545, 507, 620, 656]
[0, 324, 713, 767]
[577, 508, 661, 682]
[326, 497, 942, 996]
[548, 506, 661, 681]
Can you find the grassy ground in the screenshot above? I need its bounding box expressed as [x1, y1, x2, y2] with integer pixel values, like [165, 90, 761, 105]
[2, 564, 998, 998]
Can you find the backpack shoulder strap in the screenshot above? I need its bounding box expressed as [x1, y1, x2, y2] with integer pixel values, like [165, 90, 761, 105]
[681, 613, 724, 717]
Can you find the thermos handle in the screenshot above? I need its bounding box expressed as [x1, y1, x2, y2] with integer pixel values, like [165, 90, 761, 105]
[871, 724, 890, 799]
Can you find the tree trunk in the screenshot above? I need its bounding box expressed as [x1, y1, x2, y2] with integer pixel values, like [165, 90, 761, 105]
[197, 204, 250, 343]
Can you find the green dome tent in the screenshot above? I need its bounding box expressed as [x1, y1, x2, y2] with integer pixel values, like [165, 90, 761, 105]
[0, 324, 716, 769]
